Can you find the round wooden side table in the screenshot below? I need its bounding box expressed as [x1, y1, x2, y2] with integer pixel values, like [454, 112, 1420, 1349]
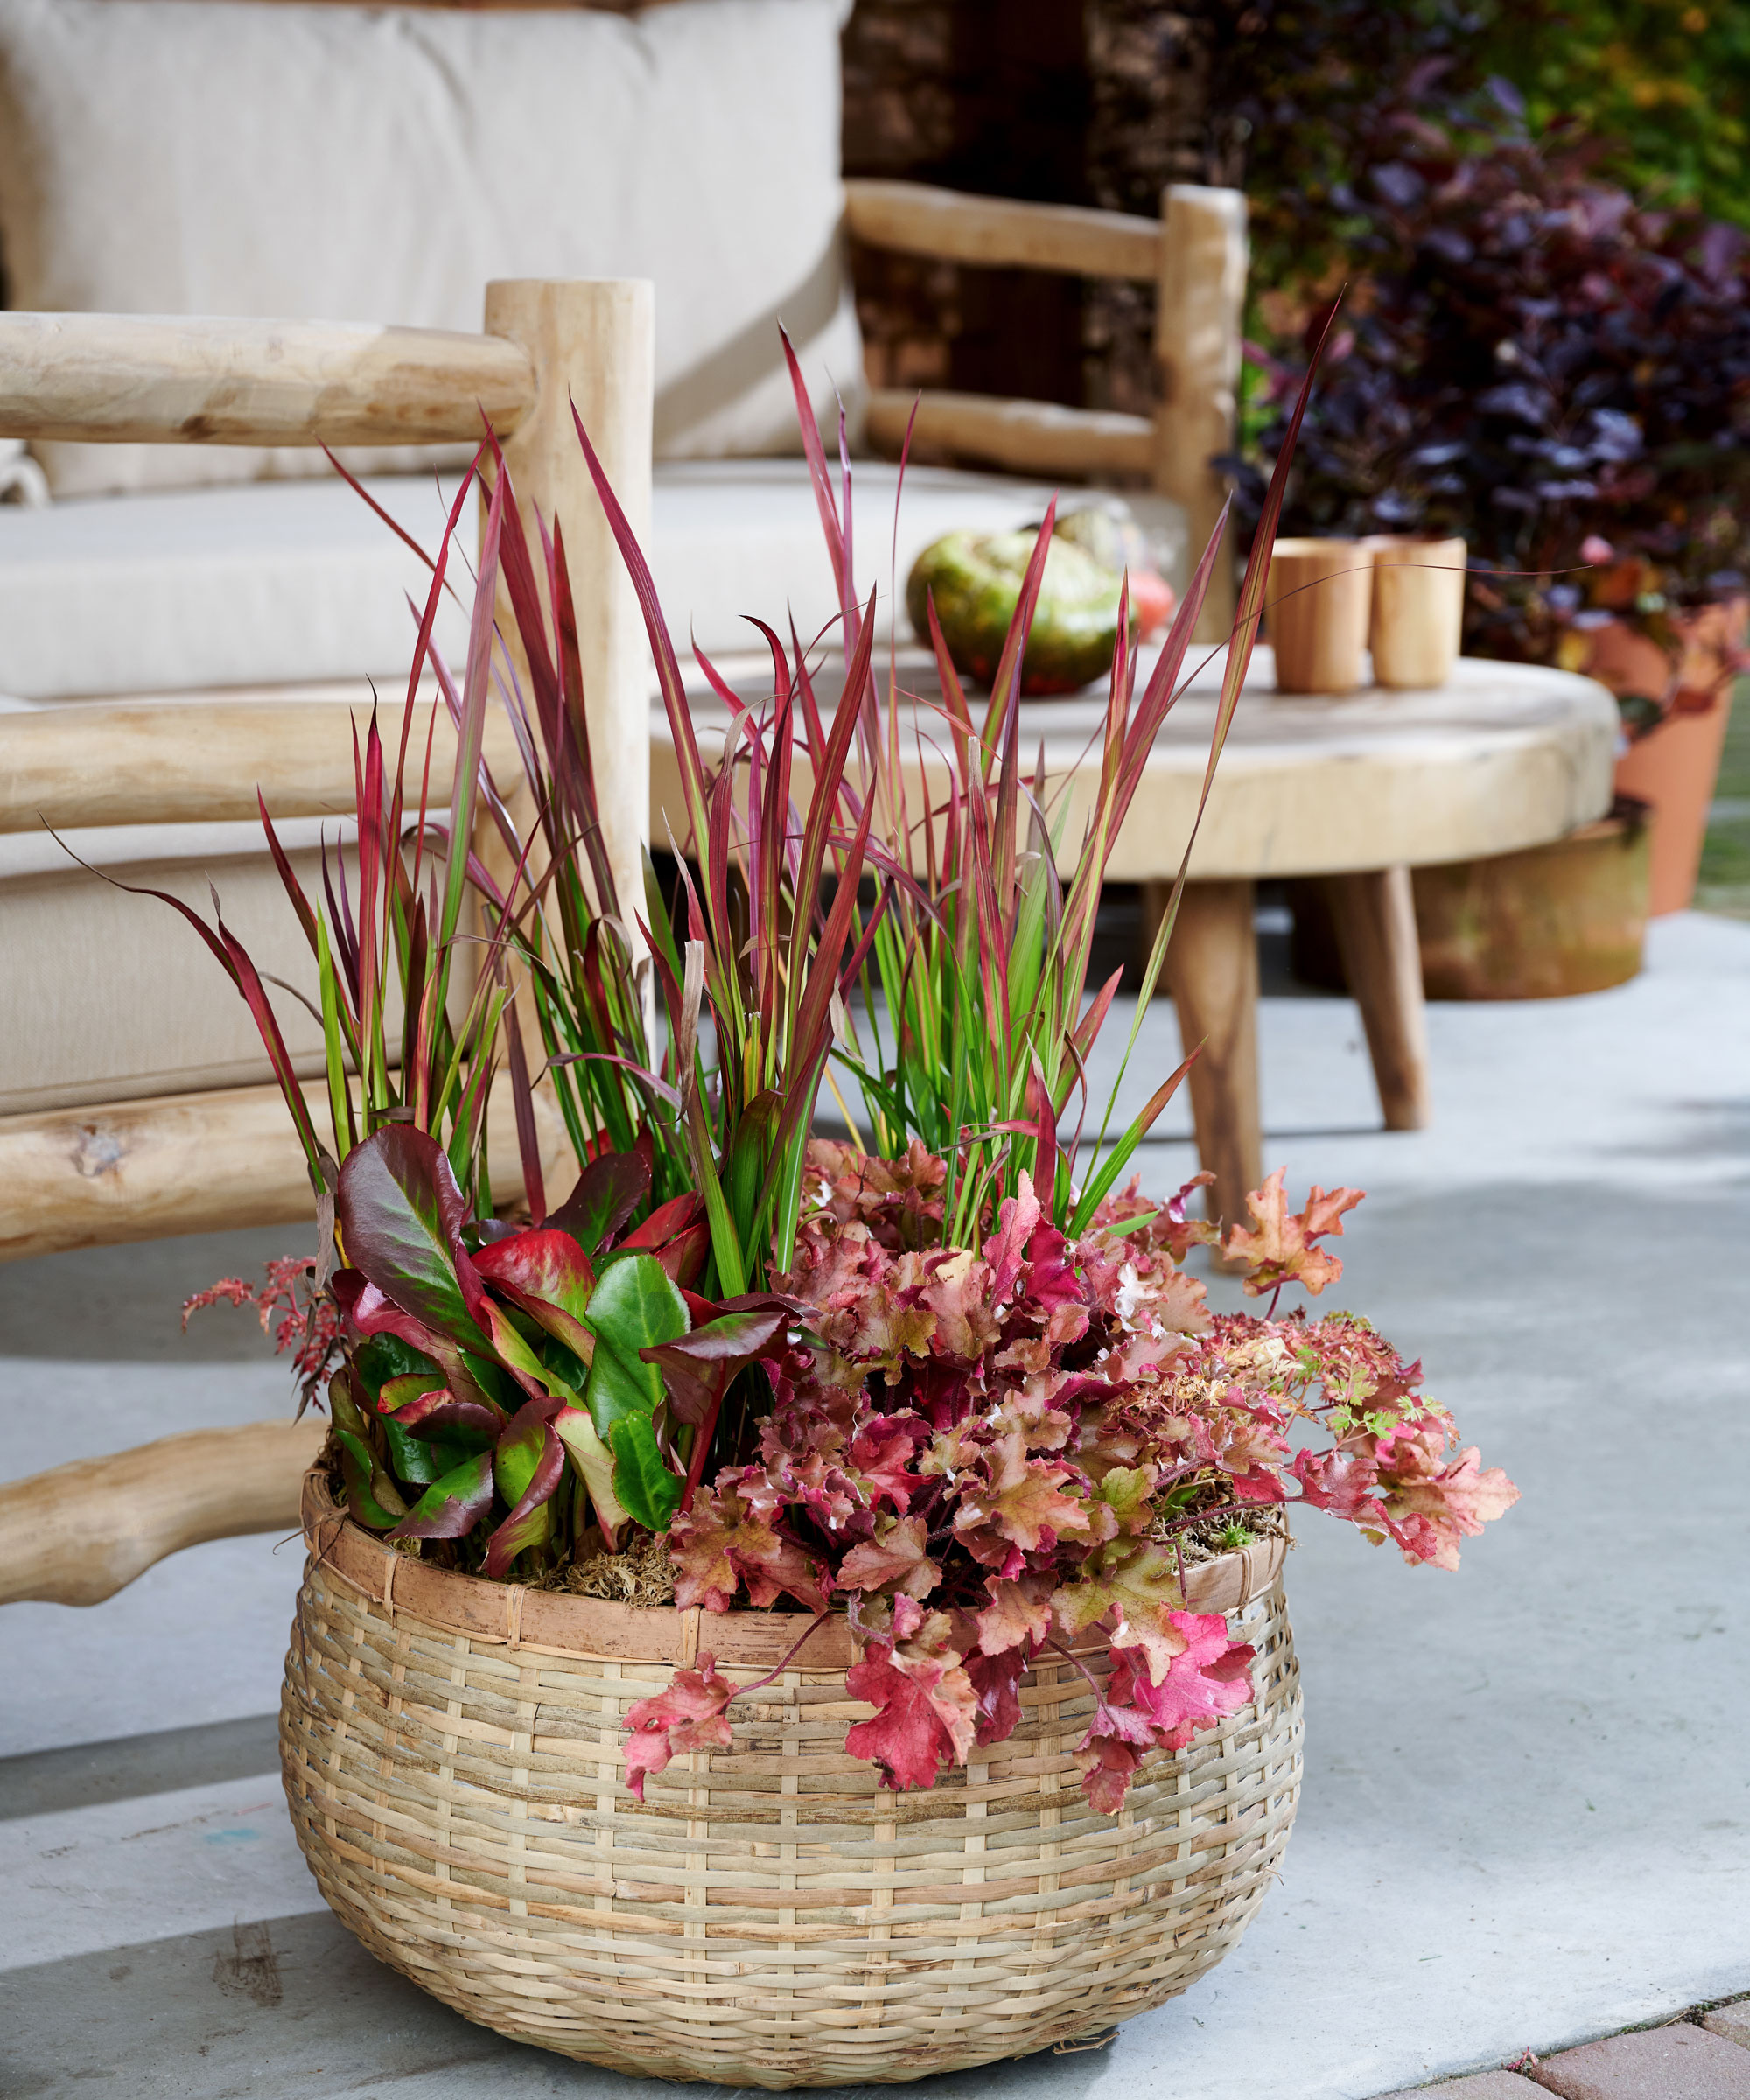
[652, 648, 1617, 1225]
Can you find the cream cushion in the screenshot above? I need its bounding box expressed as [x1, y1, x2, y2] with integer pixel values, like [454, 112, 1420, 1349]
[0, 460, 1188, 700]
[0, 0, 859, 498]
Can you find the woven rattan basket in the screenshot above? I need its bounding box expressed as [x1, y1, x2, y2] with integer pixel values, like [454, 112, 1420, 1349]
[284, 1473, 1302, 2087]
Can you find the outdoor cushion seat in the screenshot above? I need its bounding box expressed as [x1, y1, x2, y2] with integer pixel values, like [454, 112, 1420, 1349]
[0, 459, 1186, 702]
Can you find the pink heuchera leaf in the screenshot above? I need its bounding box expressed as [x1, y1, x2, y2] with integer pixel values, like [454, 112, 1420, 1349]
[844, 1610, 978, 1791]
[669, 1478, 830, 1614]
[966, 1648, 1026, 1746]
[836, 1515, 941, 1598]
[850, 1415, 927, 1513]
[622, 1656, 735, 1800]
[1222, 1167, 1363, 1297]
[976, 1572, 1055, 1655]
[954, 1434, 1090, 1571]
[1110, 1619, 1256, 1743]
[984, 1172, 1042, 1305]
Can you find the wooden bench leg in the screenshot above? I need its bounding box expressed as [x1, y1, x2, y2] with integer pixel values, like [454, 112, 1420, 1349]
[1325, 865, 1432, 1130]
[1144, 877, 1262, 1229]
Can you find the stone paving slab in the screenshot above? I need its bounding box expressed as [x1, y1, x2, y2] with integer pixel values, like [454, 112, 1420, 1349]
[1530, 2023, 1750, 2097]
[1378, 2075, 1537, 2097]
[1706, 2000, 1750, 2049]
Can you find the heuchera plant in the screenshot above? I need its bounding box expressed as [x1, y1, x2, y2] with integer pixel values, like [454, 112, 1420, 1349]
[176, 328, 1516, 1814]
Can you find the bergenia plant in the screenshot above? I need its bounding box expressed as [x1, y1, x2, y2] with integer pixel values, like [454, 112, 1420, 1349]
[176, 322, 1516, 1816]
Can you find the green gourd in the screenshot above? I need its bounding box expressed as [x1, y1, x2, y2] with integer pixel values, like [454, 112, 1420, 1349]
[906, 527, 1126, 696]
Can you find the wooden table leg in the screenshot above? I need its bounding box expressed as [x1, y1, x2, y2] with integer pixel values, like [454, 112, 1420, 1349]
[1325, 865, 1432, 1130]
[1144, 877, 1262, 1229]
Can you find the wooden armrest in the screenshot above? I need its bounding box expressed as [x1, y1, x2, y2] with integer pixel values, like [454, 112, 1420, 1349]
[0, 312, 536, 448]
[864, 389, 1154, 480]
[0, 1421, 326, 1606]
[0, 699, 524, 835]
[844, 178, 1161, 283]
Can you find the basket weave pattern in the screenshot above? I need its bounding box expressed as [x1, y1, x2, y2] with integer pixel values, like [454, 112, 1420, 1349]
[283, 1481, 1302, 2087]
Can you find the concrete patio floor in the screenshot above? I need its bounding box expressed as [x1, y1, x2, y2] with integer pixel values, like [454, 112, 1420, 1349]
[2, 909, 1746, 2099]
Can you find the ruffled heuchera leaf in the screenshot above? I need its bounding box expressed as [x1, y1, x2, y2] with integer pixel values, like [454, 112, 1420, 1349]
[836, 1515, 940, 1598]
[1222, 1167, 1363, 1297]
[966, 1648, 1025, 1746]
[1110, 1620, 1256, 1745]
[975, 1571, 1054, 1655]
[1053, 1538, 1186, 1673]
[669, 1478, 830, 1613]
[953, 1434, 1090, 1573]
[848, 1415, 927, 1514]
[622, 1656, 735, 1800]
[844, 1606, 978, 1791]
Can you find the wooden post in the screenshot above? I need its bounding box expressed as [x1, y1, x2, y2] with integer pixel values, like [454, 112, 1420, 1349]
[1325, 866, 1432, 1130]
[482, 281, 655, 927]
[1154, 186, 1249, 649]
[1147, 877, 1262, 1229]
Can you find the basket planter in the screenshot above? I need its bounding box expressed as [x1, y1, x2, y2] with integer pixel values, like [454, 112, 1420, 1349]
[284, 1473, 1302, 2088]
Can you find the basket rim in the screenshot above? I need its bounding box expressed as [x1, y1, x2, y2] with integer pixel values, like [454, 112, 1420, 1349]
[300, 1468, 1288, 1670]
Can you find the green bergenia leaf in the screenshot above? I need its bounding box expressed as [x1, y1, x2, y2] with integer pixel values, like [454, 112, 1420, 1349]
[381, 1418, 484, 1487]
[609, 1414, 684, 1533]
[354, 1333, 442, 1402]
[388, 1449, 494, 1542]
[583, 1252, 689, 1437]
[482, 1398, 568, 1578]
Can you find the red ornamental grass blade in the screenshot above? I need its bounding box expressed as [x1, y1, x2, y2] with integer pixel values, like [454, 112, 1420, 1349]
[981, 495, 1058, 777]
[570, 402, 714, 868]
[780, 325, 854, 653]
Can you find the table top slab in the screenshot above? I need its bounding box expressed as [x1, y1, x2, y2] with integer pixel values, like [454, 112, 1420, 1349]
[652, 647, 1619, 879]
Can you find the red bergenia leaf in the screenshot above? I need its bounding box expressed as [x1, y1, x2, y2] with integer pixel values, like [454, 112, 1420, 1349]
[844, 1611, 978, 1792]
[472, 1228, 597, 1359]
[836, 1515, 941, 1598]
[1222, 1167, 1363, 1297]
[547, 1143, 651, 1257]
[622, 1656, 735, 1800]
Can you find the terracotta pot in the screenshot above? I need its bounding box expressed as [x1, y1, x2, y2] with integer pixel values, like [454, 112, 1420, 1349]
[1266, 538, 1375, 693]
[1410, 804, 1651, 999]
[1286, 801, 1652, 1001]
[1584, 598, 1746, 915]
